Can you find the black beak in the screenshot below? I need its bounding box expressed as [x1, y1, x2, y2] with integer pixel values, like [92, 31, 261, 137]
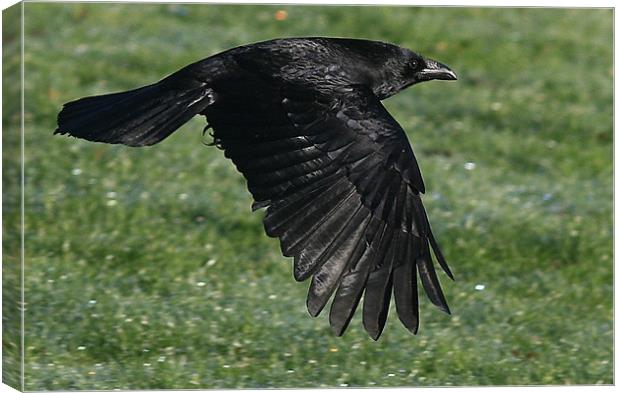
[415, 59, 457, 81]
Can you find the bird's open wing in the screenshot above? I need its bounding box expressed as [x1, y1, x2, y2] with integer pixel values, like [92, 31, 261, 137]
[205, 82, 452, 339]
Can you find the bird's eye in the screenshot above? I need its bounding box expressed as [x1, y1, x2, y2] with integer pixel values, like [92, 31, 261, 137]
[409, 59, 418, 69]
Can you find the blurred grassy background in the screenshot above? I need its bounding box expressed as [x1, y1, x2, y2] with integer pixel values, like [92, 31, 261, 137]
[3, 3, 612, 389]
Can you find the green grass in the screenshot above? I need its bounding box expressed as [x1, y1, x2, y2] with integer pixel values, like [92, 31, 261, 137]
[3, 3, 612, 389]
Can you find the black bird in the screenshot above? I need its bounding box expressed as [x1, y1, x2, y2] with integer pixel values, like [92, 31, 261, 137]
[55, 37, 457, 340]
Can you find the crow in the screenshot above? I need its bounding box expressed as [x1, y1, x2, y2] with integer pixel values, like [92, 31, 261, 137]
[55, 37, 457, 340]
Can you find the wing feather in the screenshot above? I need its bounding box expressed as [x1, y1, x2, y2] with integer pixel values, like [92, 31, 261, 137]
[329, 216, 384, 335]
[417, 238, 451, 314]
[393, 233, 421, 333]
[306, 205, 371, 316]
[362, 229, 399, 340]
[263, 173, 346, 237]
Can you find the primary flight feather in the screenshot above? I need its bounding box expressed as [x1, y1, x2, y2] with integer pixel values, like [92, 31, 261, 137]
[55, 37, 457, 340]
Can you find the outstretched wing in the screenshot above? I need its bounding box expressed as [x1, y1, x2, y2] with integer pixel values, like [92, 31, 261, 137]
[204, 79, 453, 340]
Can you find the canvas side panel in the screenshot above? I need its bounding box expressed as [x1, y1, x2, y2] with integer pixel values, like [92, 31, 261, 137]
[3, 2, 24, 391]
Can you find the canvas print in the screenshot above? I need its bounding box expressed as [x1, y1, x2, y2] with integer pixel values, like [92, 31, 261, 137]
[2, 2, 613, 390]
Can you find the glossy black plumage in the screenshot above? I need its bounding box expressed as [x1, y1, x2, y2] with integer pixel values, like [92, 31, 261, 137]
[55, 37, 457, 340]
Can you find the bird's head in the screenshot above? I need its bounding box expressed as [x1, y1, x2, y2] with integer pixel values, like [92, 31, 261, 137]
[372, 47, 457, 99]
[405, 51, 457, 84]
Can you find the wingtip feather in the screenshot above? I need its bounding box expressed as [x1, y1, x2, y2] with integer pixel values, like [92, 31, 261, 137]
[306, 297, 324, 317]
[428, 227, 454, 281]
[439, 303, 451, 315]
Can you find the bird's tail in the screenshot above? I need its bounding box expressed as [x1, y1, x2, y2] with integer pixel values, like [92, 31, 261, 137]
[55, 76, 214, 147]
